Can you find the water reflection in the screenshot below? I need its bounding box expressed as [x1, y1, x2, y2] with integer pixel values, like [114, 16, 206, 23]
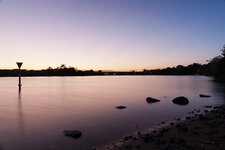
[211, 79, 225, 100]
[18, 85, 21, 92]
[0, 76, 224, 150]
[17, 87, 24, 134]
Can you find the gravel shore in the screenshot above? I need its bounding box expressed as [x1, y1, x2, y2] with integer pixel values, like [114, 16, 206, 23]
[100, 105, 225, 150]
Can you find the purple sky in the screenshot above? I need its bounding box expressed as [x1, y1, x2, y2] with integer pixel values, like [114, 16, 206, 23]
[0, 0, 225, 71]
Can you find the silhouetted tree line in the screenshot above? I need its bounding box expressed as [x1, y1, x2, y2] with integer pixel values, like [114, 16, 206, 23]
[141, 63, 203, 75]
[0, 64, 104, 77]
[140, 45, 225, 80]
[0, 45, 224, 79]
[204, 45, 225, 79]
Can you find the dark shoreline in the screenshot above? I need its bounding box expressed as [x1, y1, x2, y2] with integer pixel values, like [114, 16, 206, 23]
[0, 62, 219, 77]
[100, 104, 225, 150]
[0, 74, 209, 77]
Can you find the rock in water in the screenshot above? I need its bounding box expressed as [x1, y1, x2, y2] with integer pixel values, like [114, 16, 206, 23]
[116, 106, 127, 109]
[172, 96, 189, 105]
[63, 130, 82, 139]
[146, 97, 160, 103]
[199, 94, 211, 98]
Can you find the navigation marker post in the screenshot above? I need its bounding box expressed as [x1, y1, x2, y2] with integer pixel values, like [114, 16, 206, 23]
[16, 62, 23, 87]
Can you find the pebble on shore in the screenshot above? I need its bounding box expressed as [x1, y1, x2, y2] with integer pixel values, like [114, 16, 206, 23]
[63, 130, 82, 139]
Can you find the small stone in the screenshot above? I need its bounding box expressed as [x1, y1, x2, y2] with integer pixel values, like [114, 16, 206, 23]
[63, 130, 82, 139]
[105, 146, 109, 149]
[199, 94, 211, 98]
[116, 106, 127, 109]
[204, 105, 212, 108]
[123, 136, 129, 141]
[186, 116, 191, 120]
[199, 116, 209, 121]
[176, 118, 181, 121]
[136, 145, 141, 149]
[204, 110, 209, 113]
[146, 97, 160, 103]
[91, 146, 97, 150]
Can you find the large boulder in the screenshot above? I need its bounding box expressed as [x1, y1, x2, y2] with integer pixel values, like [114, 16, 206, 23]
[199, 94, 211, 98]
[172, 96, 189, 105]
[146, 97, 160, 103]
[63, 130, 82, 139]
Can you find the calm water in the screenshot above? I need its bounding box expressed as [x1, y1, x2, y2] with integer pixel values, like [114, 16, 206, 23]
[0, 76, 224, 150]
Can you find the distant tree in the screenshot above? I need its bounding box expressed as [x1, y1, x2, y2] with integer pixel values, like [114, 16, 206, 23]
[210, 56, 222, 63]
[221, 45, 225, 58]
[176, 65, 184, 69]
[68, 66, 75, 70]
[47, 66, 53, 70]
[60, 64, 66, 69]
[207, 45, 225, 78]
[187, 63, 201, 75]
[67, 67, 76, 73]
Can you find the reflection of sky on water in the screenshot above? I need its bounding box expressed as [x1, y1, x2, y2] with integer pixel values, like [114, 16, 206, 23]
[0, 76, 224, 150]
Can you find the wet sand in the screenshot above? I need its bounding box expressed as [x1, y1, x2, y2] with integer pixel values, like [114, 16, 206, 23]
[100, 105, 225, 150]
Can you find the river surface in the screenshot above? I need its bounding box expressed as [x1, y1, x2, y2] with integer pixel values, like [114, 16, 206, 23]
[0, 76, 224, 150]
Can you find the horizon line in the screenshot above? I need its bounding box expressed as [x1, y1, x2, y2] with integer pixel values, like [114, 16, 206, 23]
[0, 62, 206, 72]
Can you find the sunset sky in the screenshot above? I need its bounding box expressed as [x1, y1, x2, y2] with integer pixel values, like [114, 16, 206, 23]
[0, 0, 225, 71]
